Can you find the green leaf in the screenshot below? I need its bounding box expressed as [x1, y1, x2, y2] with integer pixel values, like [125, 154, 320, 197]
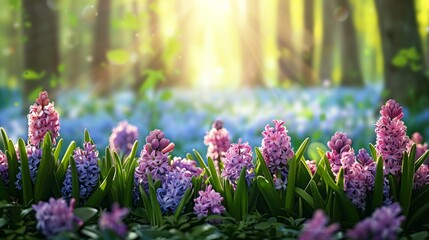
[124, 140, 138, 166]
[70, 157, 80, 205]
[415, 150, 429, 171]
[0, 128, 9, 151]
[399, 150, 414, 216]
[388, 174, 398, 201]
[392, 55, 408, 68]
[307, 142, 327, 161]
[369, 143, 377, 160]
[18, 138, 33, 206]
[405, 202, 429, 232]
[123, 160, 137, 208]
[53, 138, 63, 160]
[6, 140, 19, 198]
[84, 129, 92, 143]
[207, 157, 223, 194]
[34, 134, 55, 202]
[84, 166, 115, 208]
[309, 180, 325, 210]
[74, 207, 98, 222]
[254, 147, 273, 184]
[107, 49, 130, 65]
[0, 180, 10, 201]
[371, 156, 384, 210]
[232, 167, 248, 220]
[295, 188, 314, 210]
[174, 187, 192, 220]
[22, 70, 45, 80]
[56, 141, 76, 185]
[256, 176, 281, 215]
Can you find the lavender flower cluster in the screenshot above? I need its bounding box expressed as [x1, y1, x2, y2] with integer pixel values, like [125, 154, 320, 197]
[99, 203, 129, 237]
[15, 146, 42, 190]
[193, 185, 225, 219]
[0, 151, 8, 185]
[109, 121, 138, 156]
[32, 198, 81, 238]
[299, 210, 339, 240]
[221, 139, 254, 187]
[62, 142, 100, 201]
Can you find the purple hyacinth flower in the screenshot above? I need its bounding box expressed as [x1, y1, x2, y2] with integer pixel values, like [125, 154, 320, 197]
[33, 198, 82, 238]
[204, 120, 231, 171]
[109, 121, 138, 156]
[99, 203, 129, 238]
[261, 120, 294, 173]
[326, 132, 353, 174]
[407, 132, 428, 161]
[157, 167, 193, 213]
[171, 157, 203, 178]
[15, 146, 42, 190]
[306, 160, 317, 176]
[375, 99, 408, 176]
[414, 164, 429, 191]
[221, 139, 254, 187]
[299, 209, 339, 240]
[62, 142, 100, 201]
[347, 202, 404, 240]
[0, 151, 8, 185]
[27, 91, 60, 147]
[193, 185, 225, 219]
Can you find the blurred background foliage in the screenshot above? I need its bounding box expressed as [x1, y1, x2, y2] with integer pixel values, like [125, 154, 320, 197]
[0, 0, 429, 155]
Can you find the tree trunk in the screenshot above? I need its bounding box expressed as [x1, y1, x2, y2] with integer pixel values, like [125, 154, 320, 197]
[132, 0, 142, 90]
[302, 0, 315, 85]
[337, 0, 364, 86]
[375, 0, 429, 108]
[237, 0, 264, 87]
[92, 0, 111, 95]
[22, 0, 59, 106]
[320, 0, 336, 84]
[277, 0, 299, 84]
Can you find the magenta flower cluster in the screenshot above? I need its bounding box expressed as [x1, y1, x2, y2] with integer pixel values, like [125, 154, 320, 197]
[109, 121, 139, 156]
[15, 146, 42, 190]
[134, 129, 175, 190]
[32, 198, 81, 238]
[375, 99, 409, 175]
[99, 203, 129, 237]
[408, 132, 428, 161]
[221, 139, 254, 187]
[298, 209, 339, 240]
[157, 157, 202, 213]
[27, 91, 60, 147]
[0, 151, 8, 185]
[204, 119, 231, 171]
[193, 185, 225, 219]
[326, 132, 353, 174]
[62, 142, 100, 201]
[414, 164, 429, 191]
[347, 202, 404, 240]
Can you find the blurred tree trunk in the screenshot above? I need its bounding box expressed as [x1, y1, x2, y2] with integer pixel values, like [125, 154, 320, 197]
[237, 0, 264, 87]
[320, 0, 336, 84]
[22, 0, 59, 106]
[337, 0, 363, 86]
[8, 5, 21, 82]
[92, 0, 111, 95]
[132, 0, 142, 89]
[69, 0, 81, 85]
[277, 0, 298, 84]
[302, 0, 315, 85]
[375, 0, 429, 108]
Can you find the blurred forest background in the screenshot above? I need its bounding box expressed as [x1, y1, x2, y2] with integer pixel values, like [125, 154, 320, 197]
[0, 0, 429, 154]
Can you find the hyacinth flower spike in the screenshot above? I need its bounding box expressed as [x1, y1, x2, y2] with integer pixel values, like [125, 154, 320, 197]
[27, 91, 60, 147]
[109, 121, 139, 156]
[99, 203, 129, 238]
[0, 151, 9, 185]
[204, 119, 231, 173]
[298, 209, 339, 240]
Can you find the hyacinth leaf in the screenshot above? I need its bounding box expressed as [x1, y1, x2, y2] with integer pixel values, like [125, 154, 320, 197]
[369, 143, 377, 160]
[223, 179, 234, 211]
[0, 180, 10, 201]
[322, 155, 336, 181]
[147, 174, 163, 226]
[186, 153, 194, 160]
[207, 157, 223, 194]
[74, 207, 97, 222]
[53, 138, 63, 160]
[405, 201, 429, 232]
[371, 156, 384, 211]
[415, 150, 429, 172]
[309, 180, 325, 210]
[233, 167, 248, 220]
[56, 141, 76, 184]
[6, 142, 19, 198]
[336, 168, 345, 190]
[321, 165, 338, 191]
[193, 150, 209, 174]
[285, 154, 297, 211]
[388, 174, 398, 201]
[307, 142, 327, 162]
[174, 187, 192, 220]
[316, 147, 326, 160]
[70, 156, 80, 205]
[0, 128, 8, 150]
[84, 129, 92, 144]
[256, 176, 281, 215]
[34, 134, 55, 202]
[297, 159, 312, 189]
[84, 166, 115, 208]
[254, 147, 274, 184]
[123, 160, 137, 208]
[124, 140, 138, 166]
[18, 138, 33, 206]
[410, 185, 429, 215]
[399, 150, 414, 216]
[295, 188, 314, 211]
[101, 147, 113, 179]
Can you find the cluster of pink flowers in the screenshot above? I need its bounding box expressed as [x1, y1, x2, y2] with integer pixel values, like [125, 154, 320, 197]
[109, 121, 139, 156]
[326, 132, 353, 174]
[193, 185, 225, 219]
[221, 139, 254, 187]
[204, 120, 231, 172]
[408, 132, 428, 161]
[27, 91, 60, 146]
[375, 99, 408, 175]
[0, 151, 8, 185]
